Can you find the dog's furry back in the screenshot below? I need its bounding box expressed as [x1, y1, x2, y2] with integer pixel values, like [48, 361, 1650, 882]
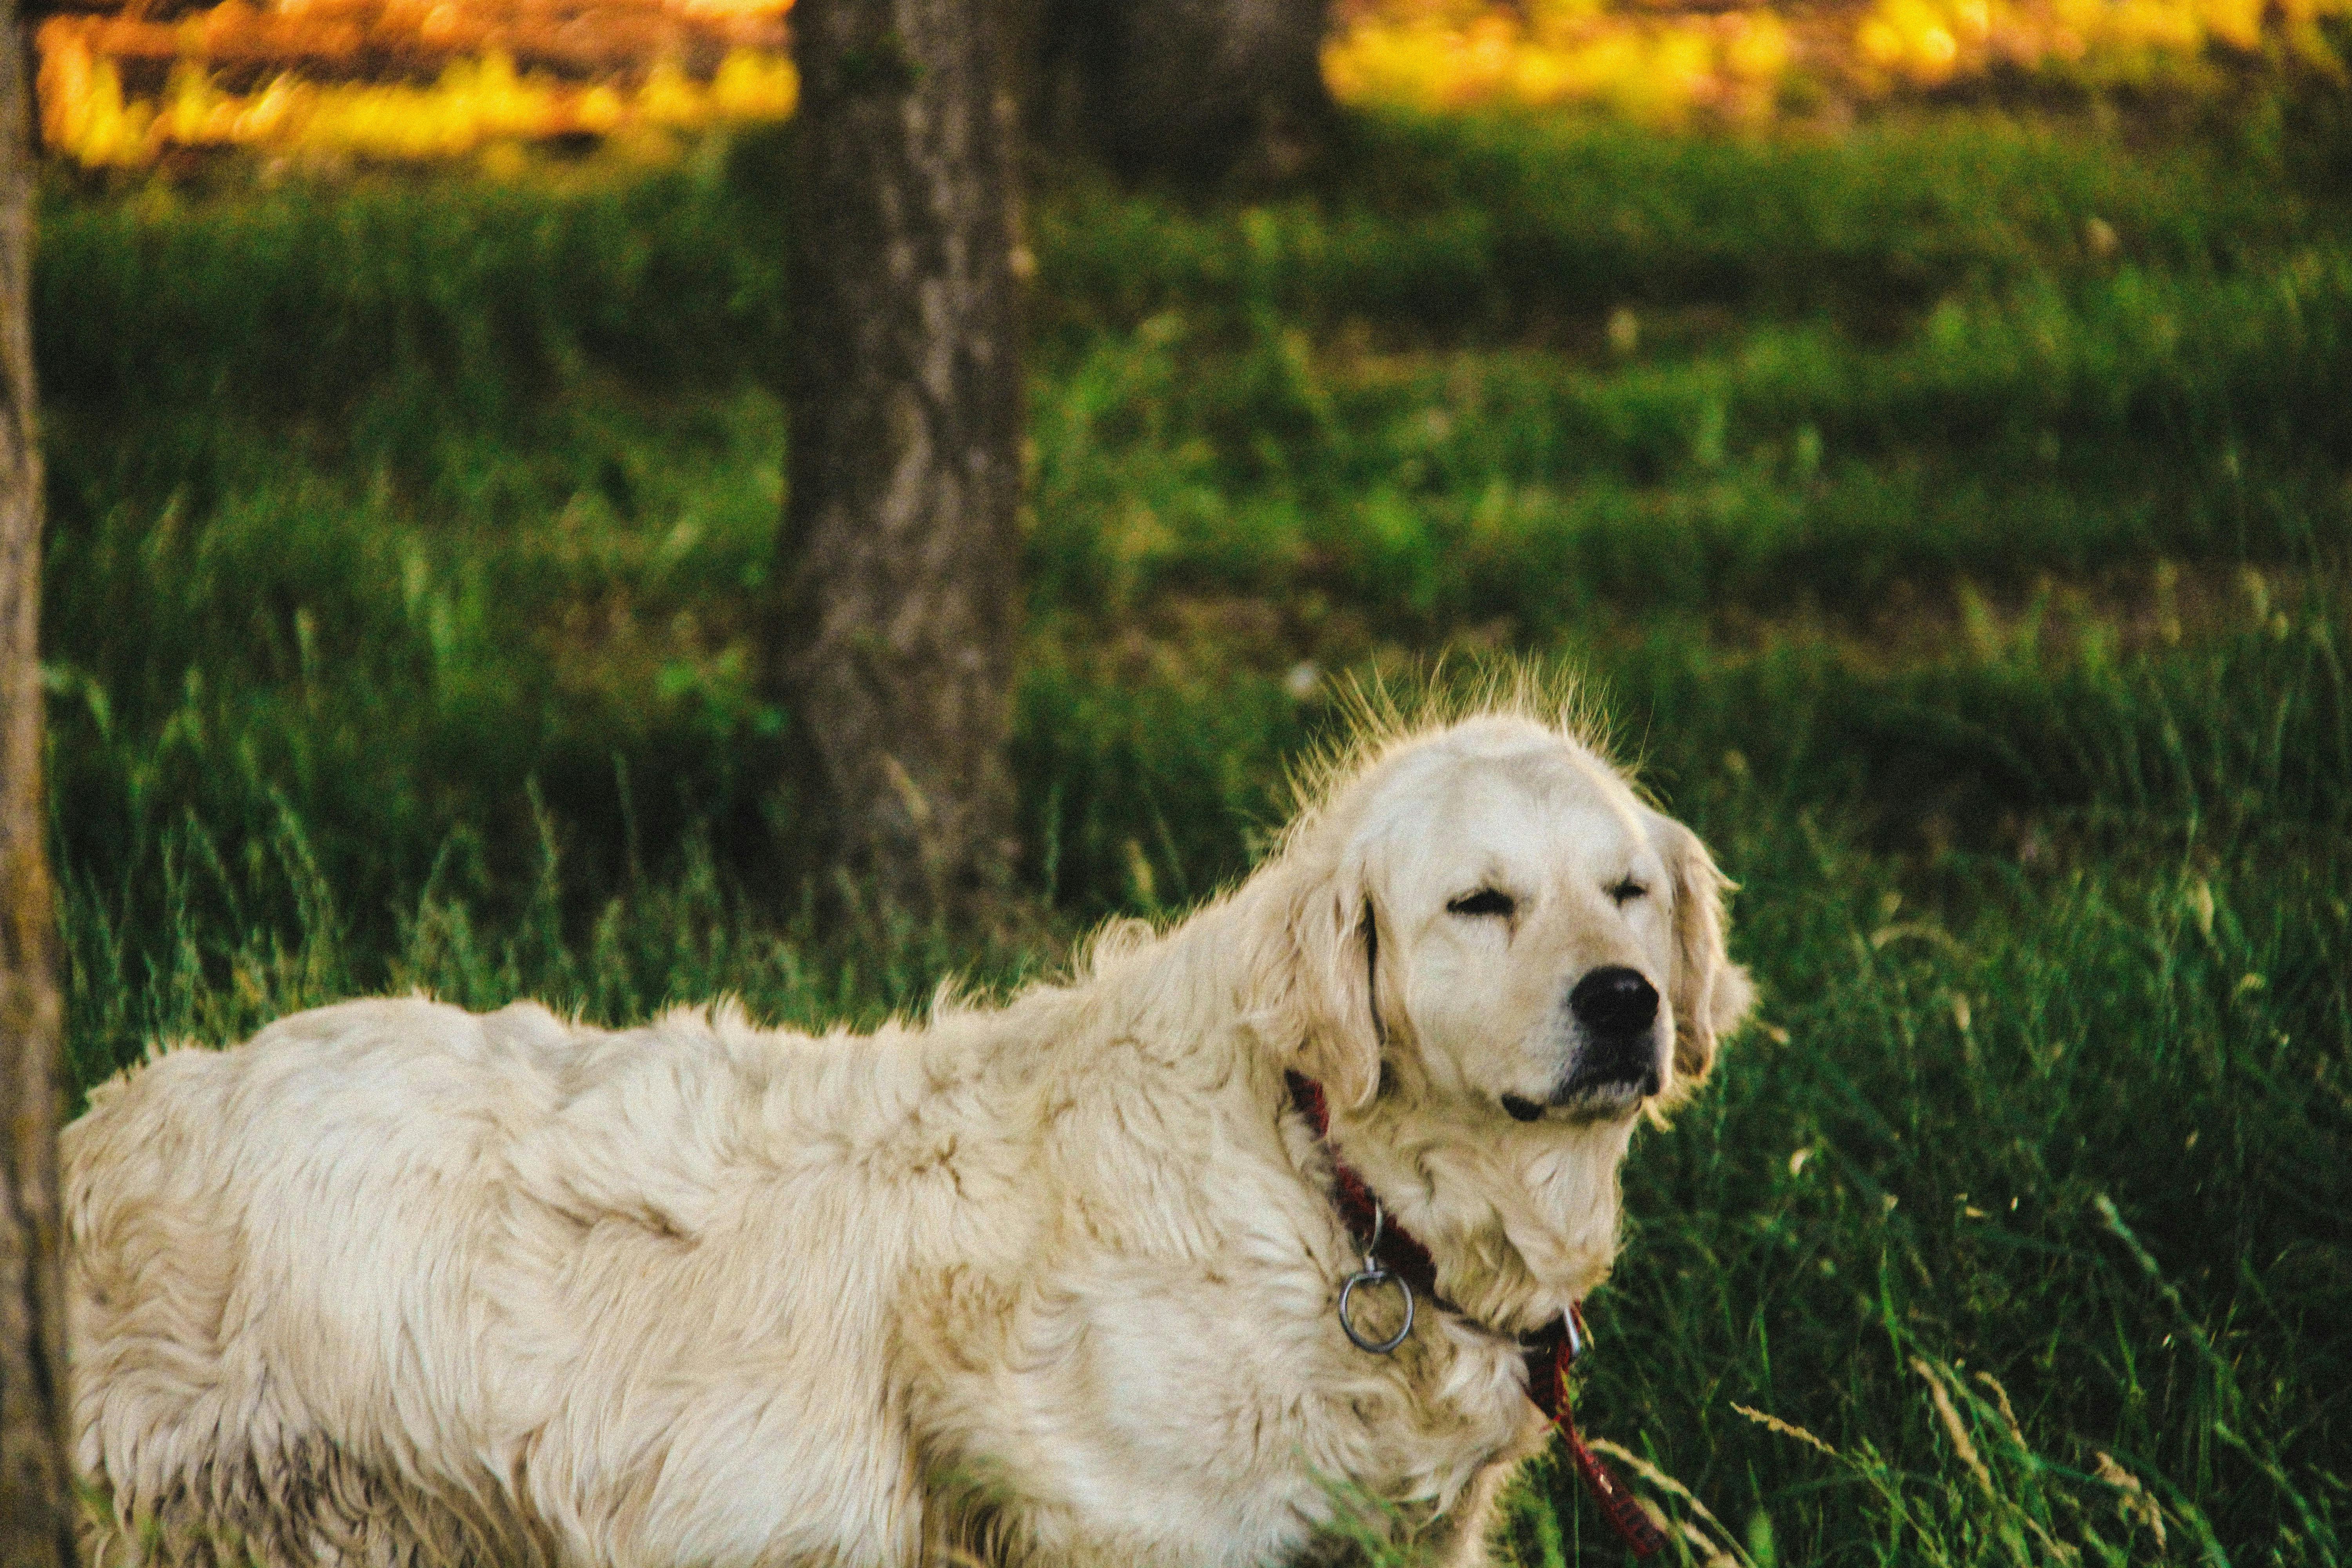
[69, 971, 1502, 1567]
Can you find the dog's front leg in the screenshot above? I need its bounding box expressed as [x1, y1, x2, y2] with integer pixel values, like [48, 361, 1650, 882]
[1415, 1403, 1555, 1568]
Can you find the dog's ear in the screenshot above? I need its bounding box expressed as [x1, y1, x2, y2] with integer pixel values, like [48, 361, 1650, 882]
[1648, 811, 1754, 1094]
[1248, 854, 1384, 1111]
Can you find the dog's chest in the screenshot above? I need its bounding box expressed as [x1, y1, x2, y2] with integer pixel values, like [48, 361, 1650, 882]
[919, 1242, 1532, 1567]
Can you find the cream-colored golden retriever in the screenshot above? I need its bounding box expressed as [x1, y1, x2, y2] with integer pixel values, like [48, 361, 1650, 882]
[66, 695, 1751, 1568]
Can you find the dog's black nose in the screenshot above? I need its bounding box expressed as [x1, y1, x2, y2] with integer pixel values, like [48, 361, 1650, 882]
[1570, 967, 1658, 1035]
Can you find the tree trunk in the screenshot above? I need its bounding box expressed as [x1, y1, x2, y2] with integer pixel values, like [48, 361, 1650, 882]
[780, 0, 1024, 916]
[0, 0, 74, 1553]
[1029, 0, 1334, 183]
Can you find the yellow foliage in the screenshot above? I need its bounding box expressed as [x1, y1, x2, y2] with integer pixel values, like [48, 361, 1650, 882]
[40, 41, 797, 167]
[30, 0, 2352, 167]
[1324, 7, 1797, 125]
[36, 0, 796, 170]
[1326, 0, 2349, 122]
[1845, 0, 2347, 91]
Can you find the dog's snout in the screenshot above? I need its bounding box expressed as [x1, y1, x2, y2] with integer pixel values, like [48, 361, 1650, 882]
[1569, 966, 1658, 1036]
[1551, 969, 1662, 1109]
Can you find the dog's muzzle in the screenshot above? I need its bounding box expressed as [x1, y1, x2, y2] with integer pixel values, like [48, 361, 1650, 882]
[1503, 967, 1663, 1121]
[1562, 966, 1662, 1100]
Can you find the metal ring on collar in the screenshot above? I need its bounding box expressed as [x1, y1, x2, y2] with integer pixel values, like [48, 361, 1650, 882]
[1338, 1265, 1414, 1354]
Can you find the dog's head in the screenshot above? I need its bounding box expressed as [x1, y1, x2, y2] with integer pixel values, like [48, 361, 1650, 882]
[1247, 711, 1753, 1327]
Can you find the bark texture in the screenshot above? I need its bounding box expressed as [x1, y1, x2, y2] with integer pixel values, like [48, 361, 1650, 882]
[1031, 0, 1333, 182]
[0, 0, 73, 1554]
[782, 0, 1024, 914]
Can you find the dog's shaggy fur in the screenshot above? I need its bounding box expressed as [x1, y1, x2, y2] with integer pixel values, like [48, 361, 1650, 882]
[66, 694, 1752, 1568]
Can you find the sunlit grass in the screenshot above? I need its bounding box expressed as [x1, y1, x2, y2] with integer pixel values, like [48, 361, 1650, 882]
[32, 87, 2350, 1566]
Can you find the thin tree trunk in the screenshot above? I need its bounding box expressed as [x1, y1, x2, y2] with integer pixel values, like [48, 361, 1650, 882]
[0, 0, 74, 1552]
[781, 0, 1023, 915]
[1032, 0, 1333, 183]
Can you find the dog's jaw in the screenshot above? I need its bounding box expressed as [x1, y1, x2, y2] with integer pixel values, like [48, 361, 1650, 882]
[1557, 1076, 1661, 1122]
[1503, 1079, 1658, 1125]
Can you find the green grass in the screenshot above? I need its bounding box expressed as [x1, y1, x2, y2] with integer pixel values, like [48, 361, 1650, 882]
[36, 98, 2351, 1566]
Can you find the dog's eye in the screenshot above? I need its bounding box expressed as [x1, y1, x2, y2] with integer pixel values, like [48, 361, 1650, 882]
[1608, 878, 1648, 906]
[1447, 888, 1516, 918]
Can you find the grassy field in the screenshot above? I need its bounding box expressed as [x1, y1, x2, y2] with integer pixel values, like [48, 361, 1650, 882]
[36, 85, 2352, 1566]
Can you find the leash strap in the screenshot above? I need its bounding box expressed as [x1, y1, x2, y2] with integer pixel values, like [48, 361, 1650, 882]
[1528, 1312, 1667, 1559]
[1286, 1072, 1666, 1560]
